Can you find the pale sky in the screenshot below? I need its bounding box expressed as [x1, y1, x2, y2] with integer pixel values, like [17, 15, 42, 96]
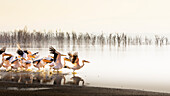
[0, 0, 170, 34]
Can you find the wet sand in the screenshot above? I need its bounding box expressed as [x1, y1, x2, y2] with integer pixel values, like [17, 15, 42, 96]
[0, 82, 169, 96]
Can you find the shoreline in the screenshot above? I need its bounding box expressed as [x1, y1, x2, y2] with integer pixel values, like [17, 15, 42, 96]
[0, 82, 169, 96]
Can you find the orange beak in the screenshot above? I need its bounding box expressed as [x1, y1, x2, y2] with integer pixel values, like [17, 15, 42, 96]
[84, 60, 90, 63]
[61, 54, 66, 56]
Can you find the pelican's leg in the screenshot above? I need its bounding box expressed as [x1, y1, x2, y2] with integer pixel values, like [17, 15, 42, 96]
[72, 70, 77, 74]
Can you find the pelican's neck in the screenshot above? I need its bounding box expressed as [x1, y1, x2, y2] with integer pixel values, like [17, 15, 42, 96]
[80, 61, 85, 69]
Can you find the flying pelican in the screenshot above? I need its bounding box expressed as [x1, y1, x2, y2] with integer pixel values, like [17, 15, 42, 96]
[16, 44, 37, 71]
[49, 46, 66, 72]
[64, 53, 90, 73]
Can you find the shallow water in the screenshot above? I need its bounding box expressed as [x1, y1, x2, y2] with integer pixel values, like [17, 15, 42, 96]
[7, 87, 51, 91]
[1, 45, 170, 93]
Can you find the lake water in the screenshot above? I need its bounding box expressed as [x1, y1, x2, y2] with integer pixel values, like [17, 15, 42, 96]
[1, 45, 170, 93]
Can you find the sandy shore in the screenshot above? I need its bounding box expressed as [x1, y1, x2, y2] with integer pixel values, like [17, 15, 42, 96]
[0, 82, 169, 96]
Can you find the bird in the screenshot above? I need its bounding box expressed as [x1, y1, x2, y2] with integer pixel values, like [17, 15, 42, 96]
[1, 53, 14, 70]
[65, 60, 90, 74]
[49, 46, 65, 72]
[11, 57, 21, 71]
[0, 46, 7, 67]
[64, 52, 90, 73]
[33, 55, 54, 70]
[0, 46, 6, 55]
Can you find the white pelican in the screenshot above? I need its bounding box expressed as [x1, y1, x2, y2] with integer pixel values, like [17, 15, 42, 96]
[0, 46, 6, 55]
[16, 44, 38, 71]
[49, 46, 66, 72]
[33, 55, 54, 70]
[11, 57, 21, 70]
[1, 53, 14, 70]
[64, 53, 90, 73]
[0, 46, 6, 67]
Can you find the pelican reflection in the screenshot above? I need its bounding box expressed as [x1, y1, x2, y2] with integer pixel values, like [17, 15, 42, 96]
[66, 74, 84, 86]
[53, 73, 66, 85]
[0, 72, 85, 86]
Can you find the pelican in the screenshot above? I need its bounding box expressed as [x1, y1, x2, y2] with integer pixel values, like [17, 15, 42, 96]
[11, 56, 21, 71]
[49, 46, 66, 72]
[0, 47, 14, 70]
[1, 53, 14, 70]
[16, 44, 27, 59]
[0, 46, 6, 55]
[27, 52, 39, 60]
[33, 55, 54, 70]
[16, 44, 36, 71]
[16, 44, 37, 60]
[0, 46, 6, 67]
[64, 53, 90, 73]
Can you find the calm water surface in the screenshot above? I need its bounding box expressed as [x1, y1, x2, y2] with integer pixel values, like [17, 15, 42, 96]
[1, 45, 170, 93]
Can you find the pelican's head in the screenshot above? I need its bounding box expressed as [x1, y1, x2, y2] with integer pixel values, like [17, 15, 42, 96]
[68, 52, 72, 57]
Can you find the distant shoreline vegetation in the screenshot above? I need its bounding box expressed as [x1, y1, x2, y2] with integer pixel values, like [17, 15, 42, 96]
[0, 27, 169, 48]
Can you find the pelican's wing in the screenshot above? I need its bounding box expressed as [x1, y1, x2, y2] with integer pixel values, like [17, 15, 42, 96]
[49, 46, 58, 62]
[17, 49, 24, 56]
[0, 46, 6, 55]
[24, 60, 31, 64]
[49, 46, 56, 54]
[23, 50, 29, 54]
[11, 59, 18, 64]
[33, 58, 42, 64]
[17, 44, 21, 50]
[32, 52, 39, 56]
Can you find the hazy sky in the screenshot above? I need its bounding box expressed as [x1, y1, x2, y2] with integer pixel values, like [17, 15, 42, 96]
[0, 0, 170, 33]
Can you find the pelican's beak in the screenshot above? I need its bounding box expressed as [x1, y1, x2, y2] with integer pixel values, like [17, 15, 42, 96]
[87, 61, 90, 63]
[18, 55, 21, 58]
[43, 59, 52, 63]
[3, 53, 12, 57]
[61, 54, 66, 56]
[30, 55, 35, 58]
[28, 51, 32, 54]
[21, 57, 26, 60]
[84, 60, 90, 63]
